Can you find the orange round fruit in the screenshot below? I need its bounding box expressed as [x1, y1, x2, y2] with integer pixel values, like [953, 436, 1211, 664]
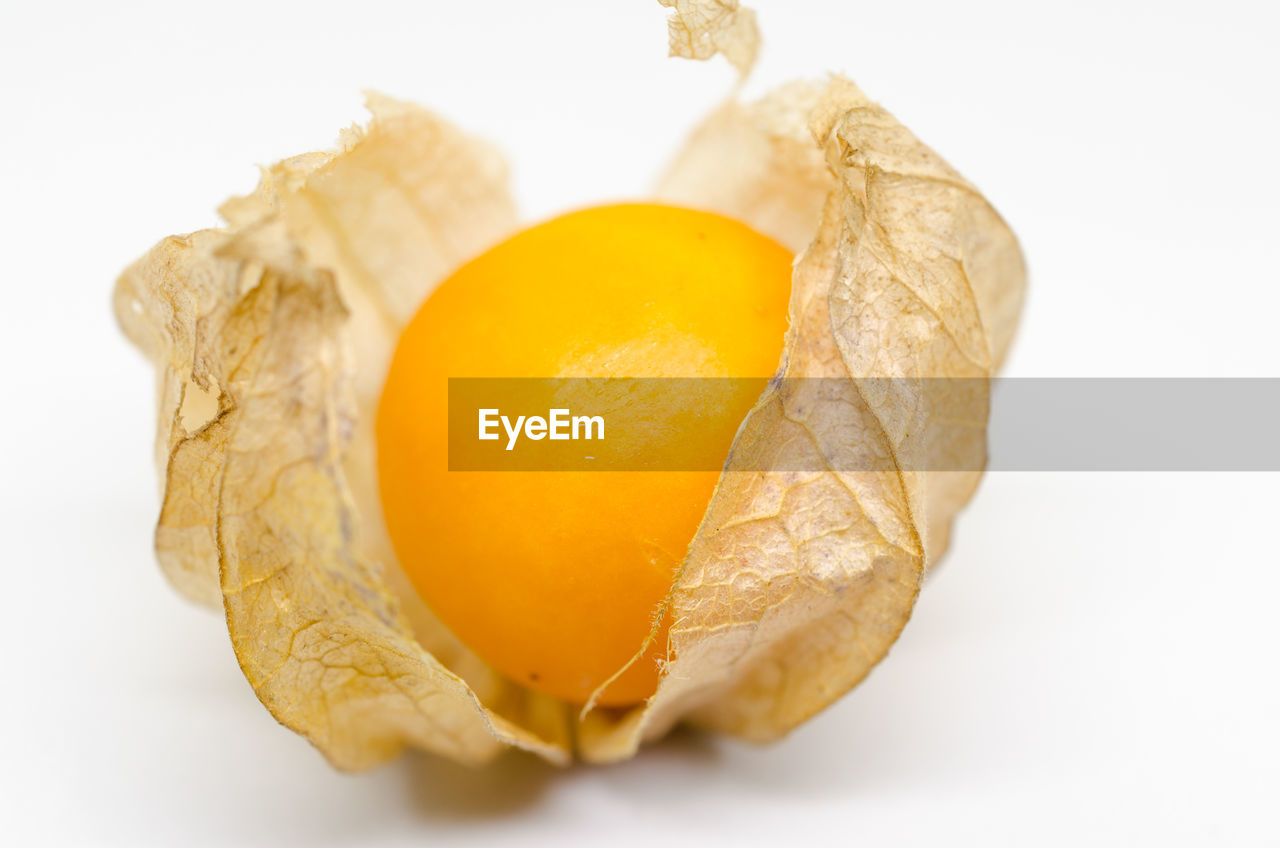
[376, 203, 792, 705]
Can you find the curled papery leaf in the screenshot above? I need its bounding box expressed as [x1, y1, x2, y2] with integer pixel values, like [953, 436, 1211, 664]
[660, 0, 759, 77]
[116, 9, 1023, 768]
[116, 97, 574, 768]
[579, 76, 1023, 761]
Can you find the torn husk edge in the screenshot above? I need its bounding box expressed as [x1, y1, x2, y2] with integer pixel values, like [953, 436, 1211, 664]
[115, 97, 576, 769]
[115, 4, 1024, 768]
[578, 73, 1024, 761]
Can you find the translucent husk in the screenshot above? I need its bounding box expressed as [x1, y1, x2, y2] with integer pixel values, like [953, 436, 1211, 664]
[115, 0, 1024, 768]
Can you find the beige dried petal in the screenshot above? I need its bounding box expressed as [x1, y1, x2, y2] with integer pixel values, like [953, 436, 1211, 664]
[115, 97, 572, 768]
[659, 0, 759, 77]
[116, 13, 1023, 768]
[578, 76, 1024, 761]
[217, 96, 571, 740]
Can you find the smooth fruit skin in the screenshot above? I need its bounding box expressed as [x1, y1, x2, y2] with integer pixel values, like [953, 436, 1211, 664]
[376, 203, 792, 705]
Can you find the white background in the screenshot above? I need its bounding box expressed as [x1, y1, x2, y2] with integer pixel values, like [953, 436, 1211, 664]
[2, 0, 1277, 845]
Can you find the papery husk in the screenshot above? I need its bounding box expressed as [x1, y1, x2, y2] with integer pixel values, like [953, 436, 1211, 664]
[659, 0, 759, 77]
[115, 96, 573, 768]
[579, 75, 1024, 762]
[116, 5, 1023, 768]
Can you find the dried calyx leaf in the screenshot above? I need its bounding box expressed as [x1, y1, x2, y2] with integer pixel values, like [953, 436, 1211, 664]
[580, 75, 1023, 762]
[116, 96, 574, 768]
[660, 0, 759, 78]
[116, 8, 1023, 768]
